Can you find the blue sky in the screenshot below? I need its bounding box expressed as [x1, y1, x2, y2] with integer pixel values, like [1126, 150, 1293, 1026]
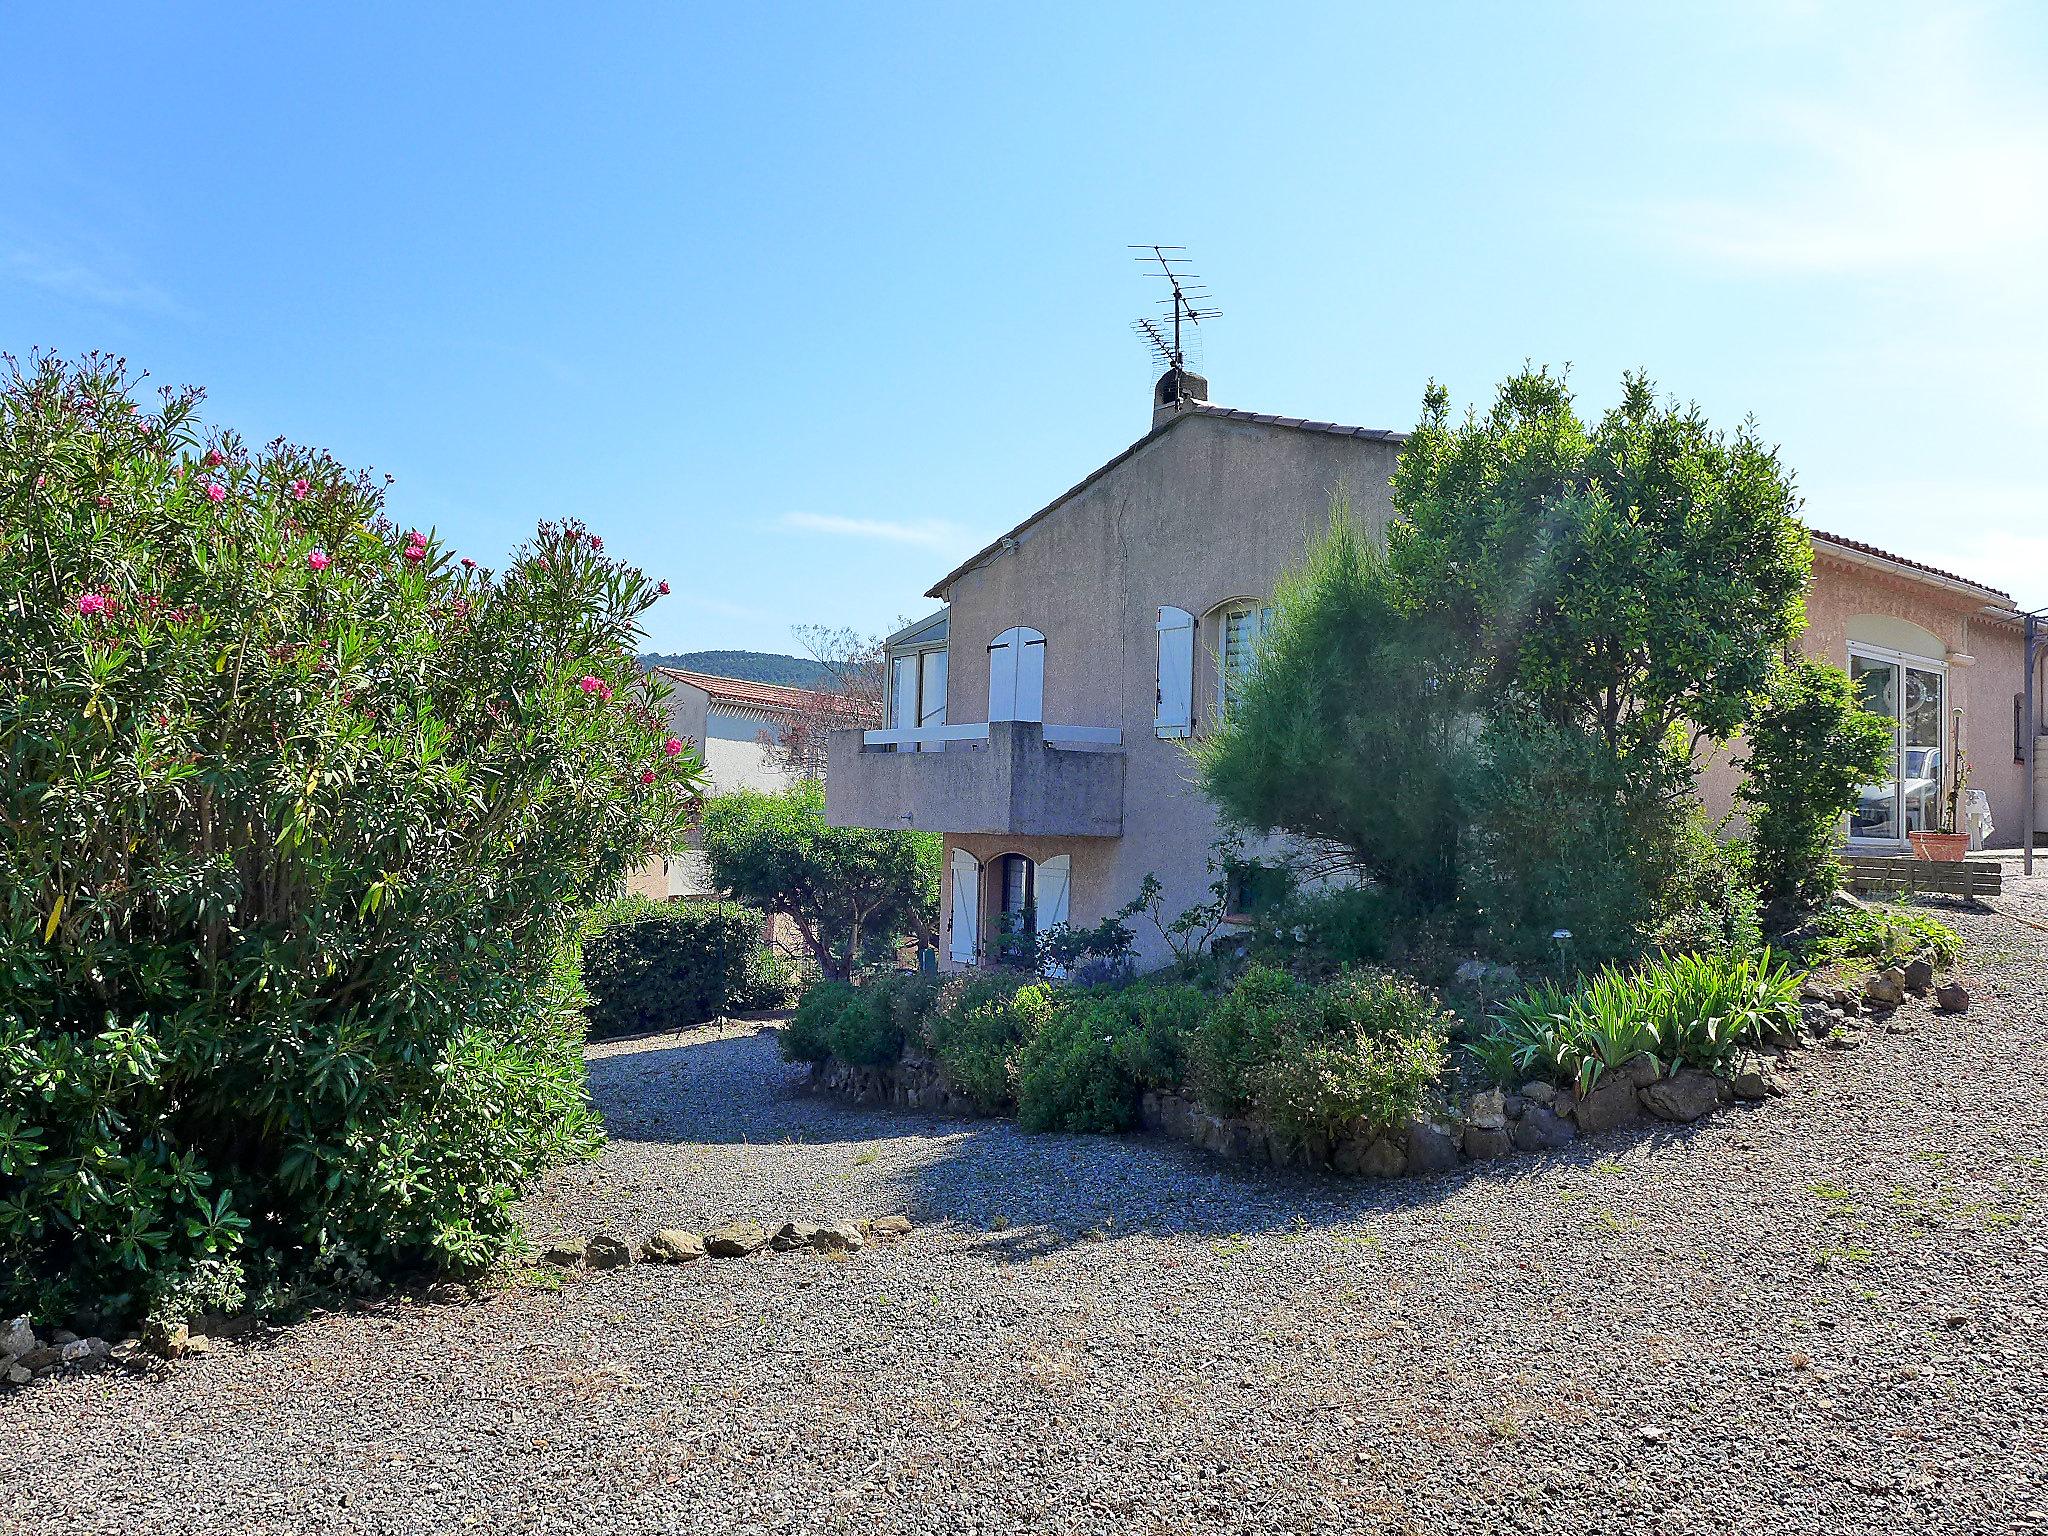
[5, 2, 2043, 651]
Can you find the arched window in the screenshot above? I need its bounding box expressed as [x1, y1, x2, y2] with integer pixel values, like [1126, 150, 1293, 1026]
[1213, 599, 1273, 717]
[988, 627, 1045, 723]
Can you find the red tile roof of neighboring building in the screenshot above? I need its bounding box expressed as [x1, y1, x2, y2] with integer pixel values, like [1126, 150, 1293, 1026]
[1808, 529, 2013, 603]
[654, 666, 823, 715]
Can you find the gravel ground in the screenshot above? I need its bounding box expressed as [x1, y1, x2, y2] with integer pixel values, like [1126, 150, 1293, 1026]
[9, 873, 2047, 1536]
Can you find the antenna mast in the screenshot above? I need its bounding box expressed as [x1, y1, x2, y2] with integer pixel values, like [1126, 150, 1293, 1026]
[1128, 244, 1221, 372]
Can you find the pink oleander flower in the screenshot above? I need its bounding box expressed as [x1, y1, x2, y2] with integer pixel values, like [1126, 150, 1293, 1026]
[460, 556, 476, 570]
[588, 534, 603, 552]
[579, 675, 602, 694]
[403, 540, 426, 562]
[308, 549, 331, 572]
[639, 769, 656, 785]
[598, 681, 614, 701]
[657, 579, 671, 595]
[289, 477, 310, 500]
[663, 736, 684, 757]
[77, 590, 109, 617]
[205, 481, 227, 503]
[204, 449, 224, 468]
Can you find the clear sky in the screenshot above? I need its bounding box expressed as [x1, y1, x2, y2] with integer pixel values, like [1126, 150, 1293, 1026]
[5, 2, 2043, 651]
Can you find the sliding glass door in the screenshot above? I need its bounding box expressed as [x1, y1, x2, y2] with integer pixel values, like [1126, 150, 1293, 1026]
[1848, 646, 1946, 845]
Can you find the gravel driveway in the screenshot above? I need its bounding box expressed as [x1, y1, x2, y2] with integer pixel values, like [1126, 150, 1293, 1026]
[10, 879, 2047, 1536]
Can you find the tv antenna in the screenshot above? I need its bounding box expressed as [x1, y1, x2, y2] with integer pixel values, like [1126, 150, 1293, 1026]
[1129, 244, 1220, 371]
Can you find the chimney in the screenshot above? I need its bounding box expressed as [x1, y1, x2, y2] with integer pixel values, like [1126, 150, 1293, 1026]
[1151, 365, 1209, 430]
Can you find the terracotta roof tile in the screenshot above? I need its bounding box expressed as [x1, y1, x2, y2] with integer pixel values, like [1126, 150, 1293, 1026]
[654, 667, 823, 714]
[1809, 529, 2012, 603]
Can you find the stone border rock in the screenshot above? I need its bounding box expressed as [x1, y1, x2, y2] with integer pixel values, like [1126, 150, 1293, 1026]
[538, 1215, 915, 1274]
[804, 960, 1966, 1182]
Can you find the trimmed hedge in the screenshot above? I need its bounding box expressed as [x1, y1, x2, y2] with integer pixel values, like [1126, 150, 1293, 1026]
[581, 898, 793, 1039]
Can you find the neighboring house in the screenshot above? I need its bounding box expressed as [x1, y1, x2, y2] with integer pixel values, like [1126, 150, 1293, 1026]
[826, 366, 2045, 972]
[624, 666, 812, 901]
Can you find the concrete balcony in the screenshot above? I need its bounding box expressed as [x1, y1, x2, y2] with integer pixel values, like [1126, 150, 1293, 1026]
[825, 720, 1124, 838]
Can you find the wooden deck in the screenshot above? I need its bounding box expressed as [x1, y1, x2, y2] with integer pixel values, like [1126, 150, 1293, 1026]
[1844, 854, 2002, 900]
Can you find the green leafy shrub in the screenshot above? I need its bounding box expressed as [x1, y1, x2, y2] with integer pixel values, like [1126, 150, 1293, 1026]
[1191, 965, 1451, 1141]
[1802, 905, 1961, 969]
[829, 989, 904, 1068]
[1246, 969, 1450, 1146]
[927, 974, 1052, 1111]
[1480, 948, 1801, 1093]
[1737, 658, 1895, 918]
[1015, 984, 1211, 1134]
[1651, 818, 1763, 960]
[580, 898, 778, 1038]
[0, 355, 699, 1324]
[1243, 884, 1399, 974]
[1460, 715, 1691, 964]
[782, 981, 856, 1065]
[1188, 965, 1304, 1113]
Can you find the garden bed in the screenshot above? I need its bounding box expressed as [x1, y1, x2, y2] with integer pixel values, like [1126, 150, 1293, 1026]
[797, 930, 1966, 1182]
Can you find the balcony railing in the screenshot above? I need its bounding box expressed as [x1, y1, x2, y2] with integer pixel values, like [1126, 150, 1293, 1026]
[858, 723, 1123, 750]
[825, 720, 1125, 838]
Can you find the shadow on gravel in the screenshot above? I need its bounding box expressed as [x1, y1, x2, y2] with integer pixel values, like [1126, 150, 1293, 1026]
[584, 1022, 1744, 1256]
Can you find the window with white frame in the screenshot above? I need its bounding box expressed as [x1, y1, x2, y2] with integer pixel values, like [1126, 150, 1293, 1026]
[1216, 600, 1273, 717]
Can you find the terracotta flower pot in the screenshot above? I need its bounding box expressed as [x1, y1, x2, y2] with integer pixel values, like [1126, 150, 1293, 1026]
[1908, 830, 1969, 862]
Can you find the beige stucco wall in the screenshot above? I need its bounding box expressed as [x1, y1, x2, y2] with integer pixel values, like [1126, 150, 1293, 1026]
[934, 412, 1403, 969]
[1696, 550, 2035, 845]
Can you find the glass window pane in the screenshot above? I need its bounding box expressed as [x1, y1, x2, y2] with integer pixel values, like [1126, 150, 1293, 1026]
[1902, 666, 1944, 831]
[1849, 654, 1900, 840]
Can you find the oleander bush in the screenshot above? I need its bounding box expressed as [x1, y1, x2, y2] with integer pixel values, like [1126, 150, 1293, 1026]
[1480, 948, 1802, 1093]
[580, 897, 788, 1038]
[0, 354, 700, 1325]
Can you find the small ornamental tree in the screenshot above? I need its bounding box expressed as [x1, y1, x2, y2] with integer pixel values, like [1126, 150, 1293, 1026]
[0, 353, 705, 1324]
[699, 781, 939, 979]
[1737, 657, 1894, 917]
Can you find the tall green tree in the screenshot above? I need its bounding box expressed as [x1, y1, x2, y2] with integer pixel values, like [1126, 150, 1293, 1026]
[1388, 368, 1811, 764]
[1194, 513, 1465, 909]
[700, 781, 939, 979]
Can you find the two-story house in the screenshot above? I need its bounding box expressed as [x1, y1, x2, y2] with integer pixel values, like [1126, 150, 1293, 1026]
[827, 367, 2043, 972]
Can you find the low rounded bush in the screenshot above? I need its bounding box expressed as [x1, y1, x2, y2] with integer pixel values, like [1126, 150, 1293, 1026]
[1188, 965, 1304, 1113]
[1244, 970, 1451, 1145]
[1015, 984, 1211, 1135]
[0, 355, 698, 1324]
[927, 974, 1052, 1112]
[831, 989, 906, 1067]
[581, 898, 780, 1038]
[783, 981, 856, 1065]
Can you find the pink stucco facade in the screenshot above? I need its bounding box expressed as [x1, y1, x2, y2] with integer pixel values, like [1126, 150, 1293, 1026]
[1699, 536, 2036, 849]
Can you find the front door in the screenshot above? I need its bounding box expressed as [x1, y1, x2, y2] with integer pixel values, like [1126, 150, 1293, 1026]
[1849, 648, 1946, 845]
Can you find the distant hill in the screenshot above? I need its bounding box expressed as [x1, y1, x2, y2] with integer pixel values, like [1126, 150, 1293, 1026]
[640, 649, 834, 689]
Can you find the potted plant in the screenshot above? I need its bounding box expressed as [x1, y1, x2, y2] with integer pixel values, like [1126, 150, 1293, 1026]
[1909, 745, 1971, 862]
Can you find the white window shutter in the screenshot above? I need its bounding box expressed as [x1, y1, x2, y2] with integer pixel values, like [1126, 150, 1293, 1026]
[987, 633, 1018, 722]
[988, 628, 1045, 723]
[1037, 855, 1071, 928]
[949, 848, 980, 964]
[1016, 634, 1044, 723]
[1155, 607, 1193, 737]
